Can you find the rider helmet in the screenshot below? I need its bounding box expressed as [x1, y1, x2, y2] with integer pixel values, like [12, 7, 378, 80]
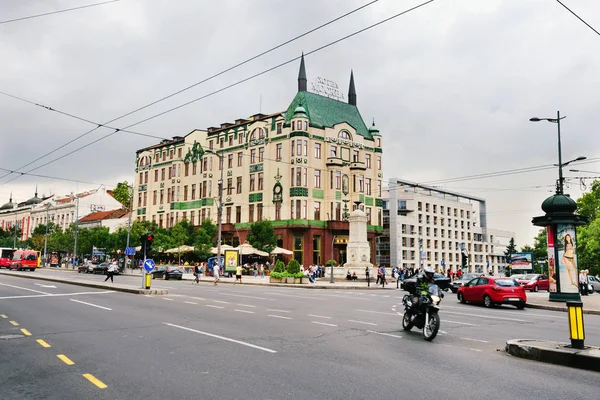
[423, 267, 435, 279]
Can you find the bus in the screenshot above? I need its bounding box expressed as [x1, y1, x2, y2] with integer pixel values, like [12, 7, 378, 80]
[0, 248, 16, 268]
[10, 250, 40, 271]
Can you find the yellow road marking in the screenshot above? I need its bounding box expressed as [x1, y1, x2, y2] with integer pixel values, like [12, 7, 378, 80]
[57, 354, 75, 365]
[1, 314, 7, 318]
[83, 373, 107, 389]
[37, 339, 51, 348]
[20, 328, 32, 336]
[9, 320, 19, 326]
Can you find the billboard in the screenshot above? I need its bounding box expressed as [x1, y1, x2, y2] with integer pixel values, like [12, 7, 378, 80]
[510, 253, 533, 270]
[224, 249, 239, 273]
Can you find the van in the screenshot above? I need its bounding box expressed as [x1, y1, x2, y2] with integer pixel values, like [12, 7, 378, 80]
[10, 250, 40, 271]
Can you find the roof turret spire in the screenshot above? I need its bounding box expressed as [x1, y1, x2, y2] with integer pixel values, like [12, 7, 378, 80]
[298, 53, 307, 92]
[348, 70, 356, 106]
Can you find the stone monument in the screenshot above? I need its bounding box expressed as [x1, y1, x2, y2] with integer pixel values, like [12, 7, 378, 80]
[339, 208, 373, 279]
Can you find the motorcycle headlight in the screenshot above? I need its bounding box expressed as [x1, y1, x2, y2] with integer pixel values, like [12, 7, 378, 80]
[431, 295, 441, 304]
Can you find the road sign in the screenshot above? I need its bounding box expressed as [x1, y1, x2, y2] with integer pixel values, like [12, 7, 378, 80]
[441, 260, 445, 267]
[125, 247, 136, 256]
[144, 259, 155, 272]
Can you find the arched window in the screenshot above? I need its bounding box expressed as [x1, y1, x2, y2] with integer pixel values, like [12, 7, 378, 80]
[339, 130, 352, 140]
[250, 128, 264, 140]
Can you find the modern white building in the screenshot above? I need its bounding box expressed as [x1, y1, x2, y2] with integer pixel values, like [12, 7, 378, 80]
[377, 178, 513, 275]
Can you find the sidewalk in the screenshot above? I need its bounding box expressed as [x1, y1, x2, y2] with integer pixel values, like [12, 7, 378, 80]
[185, 274, 398, 289]
[526, 293, 600, 315]
[506, 339, 600, 372]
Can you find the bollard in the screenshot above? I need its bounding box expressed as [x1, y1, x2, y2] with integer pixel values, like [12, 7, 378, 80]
[144, 273, 152, 290]
[567, 301, 584, 349]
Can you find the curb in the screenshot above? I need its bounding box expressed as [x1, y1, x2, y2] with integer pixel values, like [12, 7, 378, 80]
[526, 303, 600, 316]
[505, 339, 600, 372]
[189, 279, 396, 289]
[0, 271, 168, 295]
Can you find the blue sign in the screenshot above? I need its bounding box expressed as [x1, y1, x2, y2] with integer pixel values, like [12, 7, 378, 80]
[144, 259, 155, 272]
[125, 247, 136, 256]
[441, 260, 445, 267]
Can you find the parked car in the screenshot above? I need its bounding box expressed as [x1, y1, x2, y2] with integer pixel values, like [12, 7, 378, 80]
[78, 262, 95, 274]
[517, 274, 549, 292]
[588, 275, 600, 293]
[9, 250, 40, 271]
[151, 266, 183, 280]
[509, 274, 525, 280]
[457, 276, 527, 309]
[401, 273, 451, 292]
[93, 262, 111, 274]
[450, 273, 484, 293]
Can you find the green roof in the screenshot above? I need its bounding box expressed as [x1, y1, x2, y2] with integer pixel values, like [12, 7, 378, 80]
[284, 91, 372, 140]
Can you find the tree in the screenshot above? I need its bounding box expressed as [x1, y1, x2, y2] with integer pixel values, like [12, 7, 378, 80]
[246, 220, 277, 254]
[504, 238, 517, 276]
[192, 219, 216, 261]
[576, 180, 600, 220]
[112, 181, 132, 208]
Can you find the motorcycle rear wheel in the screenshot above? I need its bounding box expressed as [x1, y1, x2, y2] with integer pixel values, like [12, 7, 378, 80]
[423, 312, 440, 341]
[402, 312, 414, 331]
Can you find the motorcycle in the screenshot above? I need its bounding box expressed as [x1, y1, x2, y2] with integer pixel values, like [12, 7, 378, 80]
[401, 283, 443, 341]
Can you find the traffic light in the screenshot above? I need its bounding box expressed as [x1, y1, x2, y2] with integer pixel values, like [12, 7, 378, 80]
[145, 234, 153, 258]
[461, 253, 468, 268]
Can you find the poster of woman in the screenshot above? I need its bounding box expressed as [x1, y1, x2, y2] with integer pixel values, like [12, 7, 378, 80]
[556, 224, 579, 293]
[546, 225, 557, 292]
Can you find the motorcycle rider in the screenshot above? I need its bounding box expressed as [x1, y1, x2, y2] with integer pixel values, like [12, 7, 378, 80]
[412, 267, 436, 312]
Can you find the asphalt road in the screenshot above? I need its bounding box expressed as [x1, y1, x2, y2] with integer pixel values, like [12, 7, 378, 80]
[1, 272, 599, 400]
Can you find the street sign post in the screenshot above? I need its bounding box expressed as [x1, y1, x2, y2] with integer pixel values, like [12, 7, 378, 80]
[144, 259, 155, 272]
[125, 247, 136, 256]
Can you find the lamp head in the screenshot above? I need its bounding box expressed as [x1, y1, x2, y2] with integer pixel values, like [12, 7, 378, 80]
[529, 117, 541, 122]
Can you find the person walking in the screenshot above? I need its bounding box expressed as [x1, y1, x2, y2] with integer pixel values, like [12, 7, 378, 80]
[104, 261, 118, 283]
[260, 264, 265, 279]
[253, 264, 258, 278]
[234, 264, 243, 285]
[213, 265, 220, 286]
[193, 262, 201, 284]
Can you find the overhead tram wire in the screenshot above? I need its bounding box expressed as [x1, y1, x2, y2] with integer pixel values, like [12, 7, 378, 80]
[555, 0, 600, 36]
[0, 0, 437, 189]
[0, 0, 120, 25]
[0, 0, 380, 185]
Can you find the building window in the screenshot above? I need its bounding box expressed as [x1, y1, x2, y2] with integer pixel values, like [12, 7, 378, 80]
[162, 152, 166, 161]
[295, 199, 301, 219]
[220, 138, 224, 148]
[353, 150, 359, 162]
[336, 171, 341, 190]
[191, 184, 196, 200]
[303, 140, 308, 156]
[258, 173, 264, 191]
[178, 148, 182, 158]
[297, 141, 302, 156]
[155, 153, 159, 163]
[167, 189, 171, 203]
[330, 145, 337, 158]
[303, 168, 307, 187]
[239, 132, 244, 144]
[377, 180, 382, 197]
[191, 211, 195, 225]
[275, 203, 281, 220]
[218, 157, 223, 171]
[366, 154, 371, 169]
[336, 202, 341, 220]
[143, 192, 147, 206]
[257, 204, 263, 221]
[229, 136, 233, 146]
[236, 206, 241, 223]
[227, 178, 233, 196]
[251, 149, 256, 164]
[358, 175, 364, 193]
[236, 177, 242, 194]
[259, 147, 264, 162]
[161, 168, 165, 180]
[313, 235, 321, 264]
[314, 170, 321, 188]
[153, 191, 157, 205]
[296, 168, 302, 187]
[184, 163, 189, 177]
[366, 207, 371, 225]
[160, 190, 164, 204]
[226, 207, 231, 224]
[276, 144, 282, 160]
[250, 174, 255, 192]
[315, 143, 321, 159]
[365, 178, 371, 195]
[183, 185, 188, 201]
[249, 205, 255, 222]
[377, 156, 382, 170]
[170, 150, 174, 159]
[302, 200, 307, 219]
[209, 140, 213, 150]
[144, 171, 148, 184]
[228, 154, 233, 169]
[292, 121, 295, 131]
[154, 170, 158, 182]
[293, 235, 303, 264]
[314, 201, 320, 220]
[277, 122, 282, 134]
[339, 130, 352, 140]
[291, 140, 295, 157]
[238, 152, 243, 167]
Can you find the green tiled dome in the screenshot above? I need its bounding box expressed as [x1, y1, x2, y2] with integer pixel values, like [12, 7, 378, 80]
[541, 194, 577, 214]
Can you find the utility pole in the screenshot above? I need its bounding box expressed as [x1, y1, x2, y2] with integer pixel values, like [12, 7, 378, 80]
[13, 217, 17, 249]
[418, 235, 423, 271]
[72, 193, 79, 269]
[125, 185, 133, 272]
[330, 235, 336, 283]
[43, 204, 51, 266]
[216, 153, 224, 274]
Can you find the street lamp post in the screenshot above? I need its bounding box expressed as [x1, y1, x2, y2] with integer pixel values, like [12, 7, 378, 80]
[43, 204, 51, 267]
[330, 235, 336, 283]
[13, 218, 18, 249]
[125, 186, 134, 272]
[216, 153, 224, 274]
[418, 235, 423, 271]
[529, 111, 586, 194]
[71, 193, 80, 269]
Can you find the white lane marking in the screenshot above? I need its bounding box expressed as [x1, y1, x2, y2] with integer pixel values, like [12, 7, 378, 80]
[439, 330, 448, 334]
[367, 330, 402, 339]
[444, 319, 477, 326]
[444, 310, 525, 322]
[235, 309, 255, 314]
[321, 294, 370, 301]
[444, 305, 558, 319]
[0, 282, 50, 295]
[163, 298, 174, 301]
[69, 299, 112, 311]
[348, 320, 377, 326]
[184, 301, 198, 305]
[213, 300, 231, 304]
[144, 295, 152, 297]
[165, 323, 276, 353]
[308, 314, 332, 319]
[263, 292, 321, 300]
[188, 296, 206, 301]
[0, 291, 115, 300]
[206, 305, 224, 309]
[34, 284, 57, 288]
[268, 314, 292, 320]
[356, 309, 397, 316]
[436, 343, 482, 352]
[381, 295, 390, 298]
[267, 309, 290, 313]
[311, 321, 338, 327]
[237, 304, 256, 308]
[460, 337, 489, 343]
[218, 292, 273, 301]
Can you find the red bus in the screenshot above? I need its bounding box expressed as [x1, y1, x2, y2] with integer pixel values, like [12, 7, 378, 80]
[0, 248, 16, 268]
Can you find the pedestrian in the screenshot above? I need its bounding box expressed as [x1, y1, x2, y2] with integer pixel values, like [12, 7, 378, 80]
[381, 266, 387, 287]
[365, 266, 370, 282]
[376, 266, 382, 285]
[260, 264, 265, 279]
[234, 264, 243, 285]
[193, 262, 201, 284]
[104, 260, 118, 283]
[213, 265, 220, 286]
[253, 264, 258, 278]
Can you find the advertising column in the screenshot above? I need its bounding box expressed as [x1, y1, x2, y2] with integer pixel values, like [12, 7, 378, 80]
[555, 224, 580, 294]
[547, 226, 557, 293]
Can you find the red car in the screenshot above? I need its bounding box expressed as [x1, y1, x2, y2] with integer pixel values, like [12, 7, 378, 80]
[517, 274, 549, 292]
[457, 276, 527, 309]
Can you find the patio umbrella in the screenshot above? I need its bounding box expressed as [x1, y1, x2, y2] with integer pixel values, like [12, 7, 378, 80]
[235, 243, 269, 257]
[210, 244, 234, 254]
[270, 246, 293, 255]
[165, 245, 196, 254]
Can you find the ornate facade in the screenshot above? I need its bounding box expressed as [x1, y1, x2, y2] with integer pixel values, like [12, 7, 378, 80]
[133, 56, 384, 266]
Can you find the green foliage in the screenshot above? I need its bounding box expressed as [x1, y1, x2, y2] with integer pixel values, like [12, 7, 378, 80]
[504, 238, 516, 259]
[271, 271, 303, 279]
[193, 219, 216, 261]
[270, 271, 283, 279]
[286, 259, 301, 274]
[112, 181, 132, 208]
[273, 260, 285, 273]
[325, 259, 337, 267]
[576, 180, 600, 220]
[246, 220, 277, 254]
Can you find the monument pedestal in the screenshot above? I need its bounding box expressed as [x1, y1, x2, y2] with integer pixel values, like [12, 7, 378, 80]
[343, 209, 373, 276]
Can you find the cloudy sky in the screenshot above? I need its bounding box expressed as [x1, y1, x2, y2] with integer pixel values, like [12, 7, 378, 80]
[1, 0, 599, 246]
